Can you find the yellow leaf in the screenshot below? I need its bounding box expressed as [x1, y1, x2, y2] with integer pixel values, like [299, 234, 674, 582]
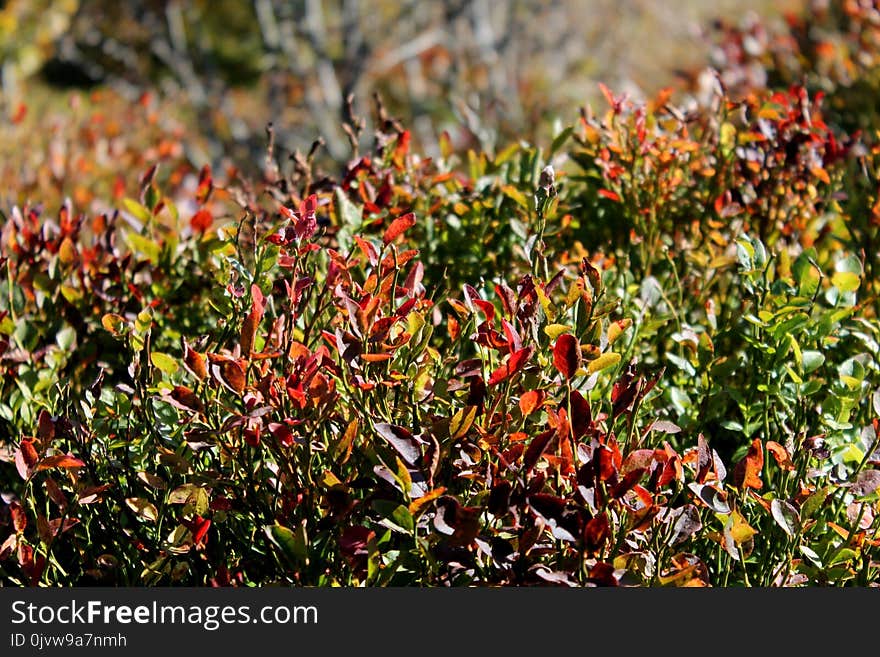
[587, 352, 621, 375]
[535, 286, 556, 321]
[543, 324, 571, 340]
[408, 487, 447, 516]
[607, 319, 632, 345]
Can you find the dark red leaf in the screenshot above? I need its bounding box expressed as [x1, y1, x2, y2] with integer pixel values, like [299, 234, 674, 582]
[587, 561, 618, 586]
[583, 512, 611, 555]
[569, 390, 592, 438]
[553, 334, 581, 380]
[611, 468, 645, 498]
[669, 505, 702, 546]
[523, 430, 555, 474]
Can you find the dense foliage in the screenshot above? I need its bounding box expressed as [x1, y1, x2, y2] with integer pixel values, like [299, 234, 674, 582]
[1, 0, 879, 587]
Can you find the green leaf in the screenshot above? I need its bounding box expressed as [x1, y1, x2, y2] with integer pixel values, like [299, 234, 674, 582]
[373, 500, 414, 534]
[799, 545, 823, 567]
[828, 548, 858, 565]
[150, 352, 179, 376]
[122, 198, 151, 224]
[549, 126, 574, 157]
[831, 271, 860, 293]
[265, 523, 309, 566]
[126, 232, 161, 264]
[793, 251, 820, 297]
[334, 188, 362, 228]
[801, 350, 825, 374]
[0, 314, 14, 335]
[493, 142, 520, 167]
[60, 284, 83, 303]
[56, 326, 76, 351]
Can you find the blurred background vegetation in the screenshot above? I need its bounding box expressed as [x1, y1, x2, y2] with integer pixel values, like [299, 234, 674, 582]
[0, 0, 803, 172]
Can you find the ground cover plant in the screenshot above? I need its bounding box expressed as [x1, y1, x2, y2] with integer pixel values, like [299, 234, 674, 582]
[1, 0, 879, 587]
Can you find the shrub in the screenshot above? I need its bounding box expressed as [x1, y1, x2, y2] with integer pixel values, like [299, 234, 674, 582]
[2, 3, 879, 587]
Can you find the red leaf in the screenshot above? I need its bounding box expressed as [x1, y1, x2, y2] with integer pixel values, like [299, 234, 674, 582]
[354, 236, 379, 267]
[14, 439, 39, 480]
[598, 189, 621, 202]
[487, 347, 532, 386]
[208, 355, 247, 395]
[36, 454, 86, 471]
[382, 212, 416, 245]
[191, 517, 211, 546]
[190, 209, 213, 233]
[301, 194, 318, 217]
[473, 299, 496, 323]
[596, 445, 618, 481]
[611, 468, 645, 499]
[196, 165, 213, 204]
[553, 334, 581, 380]
[268, 422, 296, 447]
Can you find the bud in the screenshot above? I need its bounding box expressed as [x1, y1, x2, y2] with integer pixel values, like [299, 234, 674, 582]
[539, 165, 555, 191]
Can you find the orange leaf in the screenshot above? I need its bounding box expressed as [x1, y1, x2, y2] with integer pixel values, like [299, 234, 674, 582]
[733, 439, 764, 491]
[240, 311, 259, 356]
[766, 441, 795, 471]
[208, 354, 246, 395]
[519, 389, 545, 416]
[382, 212, 416, 245]
[408, 487, 447, 515]
[361, 353, 393, 363]
[182, 338, 208, 381]
[168, 385, 205, 414]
